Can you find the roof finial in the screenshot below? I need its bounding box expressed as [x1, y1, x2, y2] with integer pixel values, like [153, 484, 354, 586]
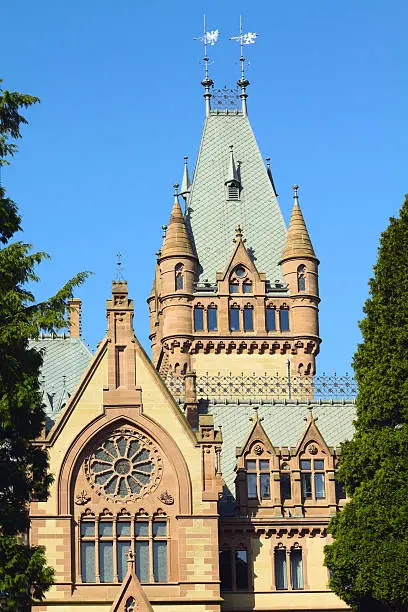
[173, 182, 179, 204]
[116, 252, 123, 281]
[195, 16, 219, 117]
[234, 224, 243, 240]
[180, 156, 191, 201]
[293, 184, 299, 203]
[230, 16, 258, 116]
[126, 548, 135, 567]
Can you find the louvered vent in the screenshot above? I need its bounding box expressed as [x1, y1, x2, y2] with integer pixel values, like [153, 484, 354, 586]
[227, 184, 240, 201]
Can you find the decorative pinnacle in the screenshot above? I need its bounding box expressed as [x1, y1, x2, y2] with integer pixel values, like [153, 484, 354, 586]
[126, 549, 135, 565]
[173, 183, 179, 198]
[161, 224, 167, 239]
[116, 252, 123, 281]
[293, 184, 299, 199]
[235, 224, 243, 239]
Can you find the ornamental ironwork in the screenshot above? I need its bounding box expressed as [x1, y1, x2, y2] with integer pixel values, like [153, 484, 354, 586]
[211, 85, 240, 110]
[85, 426, 162, 502]
[165, 372, 357, 402]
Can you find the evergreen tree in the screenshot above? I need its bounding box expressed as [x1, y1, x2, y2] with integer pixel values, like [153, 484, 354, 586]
[0, 80, 89, 610]
[325, 195, 408, 612]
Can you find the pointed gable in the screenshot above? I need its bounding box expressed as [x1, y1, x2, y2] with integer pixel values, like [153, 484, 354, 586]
[294, 408, 331, 457]
[216, 225, 266, 286]
[237, 407, 276, 460]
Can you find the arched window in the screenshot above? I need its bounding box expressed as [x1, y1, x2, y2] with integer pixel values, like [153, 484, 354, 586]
[242, 281, 253, 294]
[297, 265, 306, 292]
[274, 544, 304, 590]
[266, 305, 276, 331]
[193, 305, 204, 331]
[274, 545, 287, 590]
[207, 305, 217, 331]
[243, 306, 254, 332]
[279, 307, 290, 331]
[229, 280, 239, 294]
[290, 545, 304, 589]
[175, 263, 184, 291]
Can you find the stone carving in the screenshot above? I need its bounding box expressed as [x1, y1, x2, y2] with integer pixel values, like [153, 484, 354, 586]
[159, 490, 174, 505]
[85, 426, 162, 502]
[253, 444, 263, 455]
[308, 444, 318, 455]
[75, 490, 91, 505]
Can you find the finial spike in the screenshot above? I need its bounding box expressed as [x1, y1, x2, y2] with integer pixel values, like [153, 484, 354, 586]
[116, 252, 123, 281]
[195, 16, 219, 117]
[293, 184, 299, 201]
[230, 16, 258, 116]
[180, 156, 191, 200]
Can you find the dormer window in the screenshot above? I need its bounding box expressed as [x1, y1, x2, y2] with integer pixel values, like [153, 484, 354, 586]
[227, 182, 240, 201]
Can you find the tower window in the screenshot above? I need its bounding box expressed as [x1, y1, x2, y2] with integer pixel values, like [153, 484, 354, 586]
[279, 308, 290, 331]
[229, 305, 240, 331]
[194, 306, 204, 331]
[266, 307, 276, 331]
[280, 463, 292, 501]
[297, 265, 306, 292]
[243, 306, 254, 332]
[175, 263, 184, 291]
[207, 306, 217, 331]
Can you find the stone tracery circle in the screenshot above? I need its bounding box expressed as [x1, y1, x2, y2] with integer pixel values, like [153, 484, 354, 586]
[85, 426, 162, 502]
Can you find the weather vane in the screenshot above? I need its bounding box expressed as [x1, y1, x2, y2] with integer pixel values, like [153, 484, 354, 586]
[230, 16, 258, 81]
[194, 15, 219, 81]
[116, 252, 123, 281]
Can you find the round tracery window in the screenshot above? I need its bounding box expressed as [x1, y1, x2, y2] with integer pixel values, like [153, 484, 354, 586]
[85, 426, 162, 501]
[234, 266, 246, 278]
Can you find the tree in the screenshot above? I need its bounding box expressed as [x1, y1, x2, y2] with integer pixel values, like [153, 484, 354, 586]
[325, 195, 408, 612]
[0, 79, 89, 610]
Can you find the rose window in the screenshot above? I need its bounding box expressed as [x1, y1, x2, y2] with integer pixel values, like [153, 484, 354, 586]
[85, 427, 162, 501]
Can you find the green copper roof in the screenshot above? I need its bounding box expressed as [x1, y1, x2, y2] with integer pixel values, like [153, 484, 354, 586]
[186, 110, 287, 284]
[200, 400, 356, 501]
[30, 336, 92, 429]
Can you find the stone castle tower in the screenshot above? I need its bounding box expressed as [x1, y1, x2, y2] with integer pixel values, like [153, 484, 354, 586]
[148, 68, 320, 382]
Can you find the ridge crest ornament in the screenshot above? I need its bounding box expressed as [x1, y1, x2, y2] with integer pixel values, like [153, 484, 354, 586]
[85, 426, 162, 502]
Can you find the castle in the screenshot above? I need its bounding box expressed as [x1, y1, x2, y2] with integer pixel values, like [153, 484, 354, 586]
[30, 43, 356, 612]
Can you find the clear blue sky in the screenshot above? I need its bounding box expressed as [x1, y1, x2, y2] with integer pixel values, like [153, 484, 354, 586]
[2, 1, 407, 374]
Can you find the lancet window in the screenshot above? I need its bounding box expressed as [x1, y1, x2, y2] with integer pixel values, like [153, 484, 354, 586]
[207, 305, 218, 331]
[280, 462, 292, 502]
[266, 305, 276, 331]
[229, 304, 240, 331]
[175, 263, 184, 291]
[297, 265, 306, 292]
[193, 305, 204, 331]
[243, 305, 254, 332]
[79, 512, 168, 584]
[279, 306, 290, 331]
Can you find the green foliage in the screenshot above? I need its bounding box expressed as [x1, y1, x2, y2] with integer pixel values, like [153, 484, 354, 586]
[325, 195, 408, 612]
[0, 79, 89, 609]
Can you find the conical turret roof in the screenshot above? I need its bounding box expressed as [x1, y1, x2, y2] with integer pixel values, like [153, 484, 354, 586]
[281, 186, 317, 261]
[161, 185, 196, 259]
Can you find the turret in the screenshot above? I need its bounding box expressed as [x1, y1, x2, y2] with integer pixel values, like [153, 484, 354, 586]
[155, 184, 198, 374]
[280, 185, 320, 373]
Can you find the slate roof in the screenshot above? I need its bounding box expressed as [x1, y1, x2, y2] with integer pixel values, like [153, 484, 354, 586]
[185, 110, 287, 284]
[199, 399, 356, 506]
[29, 336, 92, 430]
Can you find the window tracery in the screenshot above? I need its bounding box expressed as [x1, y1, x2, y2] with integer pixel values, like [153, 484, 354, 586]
[85, 426, 162, 502]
